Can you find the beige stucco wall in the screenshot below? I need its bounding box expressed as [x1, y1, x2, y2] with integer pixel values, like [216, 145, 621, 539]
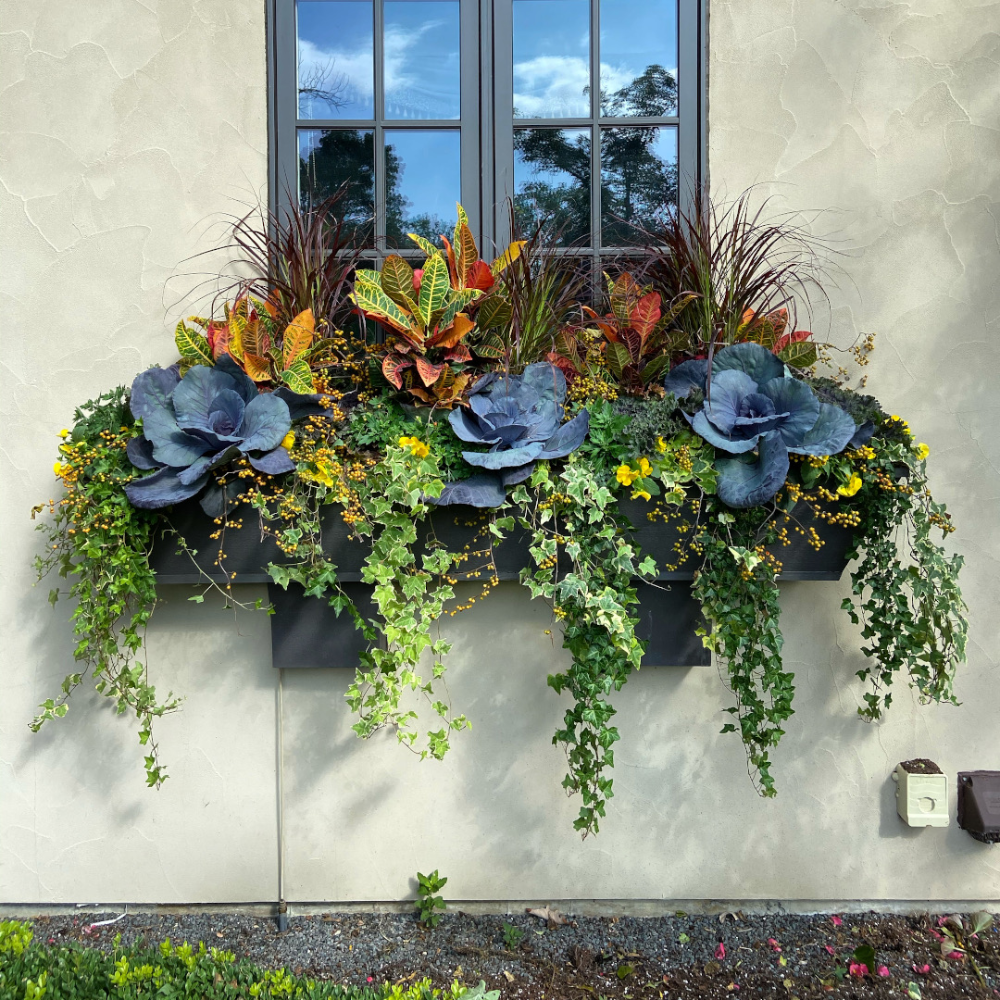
[2, 0, 999, 905]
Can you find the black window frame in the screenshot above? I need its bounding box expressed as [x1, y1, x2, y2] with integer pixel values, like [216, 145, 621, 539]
[268, 0, 706, 257]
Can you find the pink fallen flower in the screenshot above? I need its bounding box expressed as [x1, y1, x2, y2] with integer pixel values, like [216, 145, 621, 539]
[715, 942, 726, 960]
[768, 938, 782, 952]
[946, 950, 965, 960]
[913, 964, 931, 975]
[877, 966, 890, 977]
[848, 962, 868, 978]
[824, 945, 836, 956]
[831, 915, 843, 927]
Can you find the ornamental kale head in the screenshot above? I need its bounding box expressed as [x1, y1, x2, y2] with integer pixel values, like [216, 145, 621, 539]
[124, 356, 297, 510]
[664, 342, 870, 508]
[432, 362, 590, 507]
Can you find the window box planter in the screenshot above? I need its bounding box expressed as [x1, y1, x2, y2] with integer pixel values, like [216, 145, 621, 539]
[148, 495, 856, 670]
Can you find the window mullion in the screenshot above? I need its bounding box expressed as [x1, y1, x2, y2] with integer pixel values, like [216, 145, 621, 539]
[374, 0, 385, 252]
[590, 0, 600, 257]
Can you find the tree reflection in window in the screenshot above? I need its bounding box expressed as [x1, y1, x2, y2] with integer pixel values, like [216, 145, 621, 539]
[514, 66, 678, 247]
[299, 129, 376, 245]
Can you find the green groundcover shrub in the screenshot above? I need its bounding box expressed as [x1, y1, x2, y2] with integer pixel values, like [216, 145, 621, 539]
[0, 921, 495, 1000]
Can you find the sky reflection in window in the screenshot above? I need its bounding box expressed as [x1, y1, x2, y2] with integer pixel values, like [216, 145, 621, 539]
[513, 0, 590, 119]
[297, 1, 374, 120]
[384, 2, 461, 120]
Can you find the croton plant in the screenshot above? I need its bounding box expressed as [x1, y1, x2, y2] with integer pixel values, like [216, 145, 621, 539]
[32, 196, 967, 836]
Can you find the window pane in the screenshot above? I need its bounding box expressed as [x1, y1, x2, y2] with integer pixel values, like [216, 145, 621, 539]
[297, 1, 374, 119]
[384, 130, 461, 244]
[600, 125, 676, 245]
[514, 127, 591, 246]
[299, 128, 375, 244]
[599, 0, 677, 116]
[513, 0, 590, 119]
[384, 2, 460, 120]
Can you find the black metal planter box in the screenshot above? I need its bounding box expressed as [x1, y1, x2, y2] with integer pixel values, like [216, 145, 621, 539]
[150, 498, 856, 670]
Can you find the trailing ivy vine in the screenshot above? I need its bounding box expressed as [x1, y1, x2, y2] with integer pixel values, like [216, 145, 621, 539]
[844, 438, 966, 720]
[32, 389, 177, 788]
[513, 460, 656, 836]
[690, 507, 791, 796]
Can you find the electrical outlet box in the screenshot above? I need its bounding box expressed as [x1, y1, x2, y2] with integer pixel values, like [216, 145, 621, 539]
[958, 771, 1000, 843]
[894, 761, 948, 828]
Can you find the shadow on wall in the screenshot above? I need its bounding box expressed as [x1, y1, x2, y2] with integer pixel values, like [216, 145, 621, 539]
[13, 581, 275, 826]
[13, 565, 143, 822]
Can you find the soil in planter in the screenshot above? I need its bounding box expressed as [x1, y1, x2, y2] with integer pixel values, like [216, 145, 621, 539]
[900, 759, 944, 774]
[32, 909, 999, 999]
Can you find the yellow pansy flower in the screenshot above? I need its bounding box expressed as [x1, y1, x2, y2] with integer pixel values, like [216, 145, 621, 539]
[632, 488, 652, 501]
[656, 436, 667, 453]
[58, 428, 70, 439]
[638, 457, 652, 477]
[53, 461, 64, 476]
[914, 442, 929, 461]
[837, 473, 863, 497]
[281, 431, 295, 450]
[616, 464, 640, 486]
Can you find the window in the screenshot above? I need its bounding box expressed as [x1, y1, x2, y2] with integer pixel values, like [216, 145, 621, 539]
[270, 0, 703, 260]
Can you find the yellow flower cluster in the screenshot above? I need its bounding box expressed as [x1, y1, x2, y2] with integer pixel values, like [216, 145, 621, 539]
[888, 414, 913, 440]
[398, 435, 430, 459]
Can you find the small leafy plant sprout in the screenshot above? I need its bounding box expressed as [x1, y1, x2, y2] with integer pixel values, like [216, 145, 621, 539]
[415, 869, 448, 927]
[502, 921, 525, 951]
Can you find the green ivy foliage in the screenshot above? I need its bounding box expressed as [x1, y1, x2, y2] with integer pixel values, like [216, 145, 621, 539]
[32, 388, 178, 788]
[843, 439, 966, 719]
[31, 381, 967, 835]
[690, 505, 790, 797]
[514, 461, 656, 836]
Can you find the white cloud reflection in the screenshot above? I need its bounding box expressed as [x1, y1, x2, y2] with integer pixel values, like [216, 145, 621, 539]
[298, 18, 459, 120]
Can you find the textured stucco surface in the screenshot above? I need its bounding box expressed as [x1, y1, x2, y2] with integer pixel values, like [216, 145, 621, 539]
[2, 0, 1000, 905]
[0, 0, 276, 902]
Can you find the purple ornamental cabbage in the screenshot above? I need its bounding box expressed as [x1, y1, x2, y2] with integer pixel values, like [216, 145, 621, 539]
[432, 362, 590, 508]
[664, 342, 867, 508]
[125, 355, 295, 510]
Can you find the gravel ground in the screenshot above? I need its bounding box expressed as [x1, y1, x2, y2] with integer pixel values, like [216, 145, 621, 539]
[28, 908, 1000, 999]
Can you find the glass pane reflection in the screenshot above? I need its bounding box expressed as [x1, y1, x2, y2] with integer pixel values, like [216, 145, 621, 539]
[600, 125, 676, 245]
[514, 127, 591, 246]
[599, 0, 678, 116]
[385, 130, 461, 244]
[385, 2, 460, 120]
[298, 128, 375, 244]
[513, 0, 590, 118]
[297, 1, 374, 120]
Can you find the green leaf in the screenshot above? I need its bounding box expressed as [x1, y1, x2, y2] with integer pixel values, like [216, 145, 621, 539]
[778, 341, 817, 368]
[174, 320, 214, 367]
[417, 252, 451, 327]
[351, 278, 414, 333]
[605, 342, 631, 379]
[280, 356, 315, 393]
[408, 232, 441, 258]
[380, 255, 418, 310]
